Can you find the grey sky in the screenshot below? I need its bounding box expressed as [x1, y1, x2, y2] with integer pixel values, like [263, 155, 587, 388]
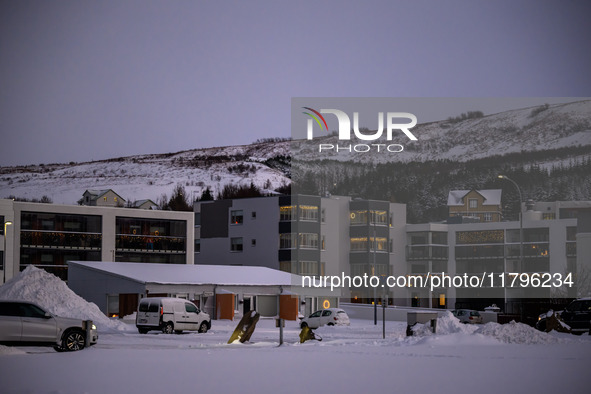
[1, 0, 590, 166]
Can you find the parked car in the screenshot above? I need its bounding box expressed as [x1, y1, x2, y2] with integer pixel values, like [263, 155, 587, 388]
[452, 309, 482, 324]
[0, 300, 98, 351]
[560, 298, 591, 335]
[136, 297, 211, 334]
[300, 308, 350, 329]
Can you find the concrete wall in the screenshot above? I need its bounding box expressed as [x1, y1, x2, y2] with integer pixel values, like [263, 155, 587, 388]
[195, 197, 280, 269]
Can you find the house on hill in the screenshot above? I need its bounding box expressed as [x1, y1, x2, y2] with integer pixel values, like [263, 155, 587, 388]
[130, 199, 158, 210]
[79, 189, 125, 207]
[447, 189, 502, 223]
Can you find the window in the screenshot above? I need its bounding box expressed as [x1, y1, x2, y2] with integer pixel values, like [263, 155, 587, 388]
[279, 261, 292, 273]
[350, 210, 368, 225]
[350, 237, 368, 251]
[469, 199, 478, 209]
[194, 239, 200, 253]
[321, 208, 326, 223]
[251, 239, 256, 247]
[299, 261, 319, 276]
[251, 211, 256, 219]
[370, 210, 388, 225]
[369, 237, 388, 252]
[280, 206, 294, 221]
[230, 237, 243, 252]
[230, 210, 243, 225]
[185, 303, 198, 313]
[484, 212, 492, 222]
[114, 197, 118, 202]
[194, 213, 201, 227]
[280, 233, 296, 249]
[299, 233, 319, 249]
[321, 235, 326, 250]
[299, 205, 319, 221]
[104, 196, 107, 201]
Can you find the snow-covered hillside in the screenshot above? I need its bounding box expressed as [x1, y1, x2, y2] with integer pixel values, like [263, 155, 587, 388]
[1, 100, 589, 204]
[0, 142, 291, 205]
[292, 100, 591, 163]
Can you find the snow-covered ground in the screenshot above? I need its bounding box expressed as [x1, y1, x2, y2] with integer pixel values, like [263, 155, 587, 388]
[1, 267, 590, 393]
[1, 317, 590, 394]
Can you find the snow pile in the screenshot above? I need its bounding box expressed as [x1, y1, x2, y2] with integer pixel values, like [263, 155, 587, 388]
[474, 321, 560, 344]
[0, 345, 26, 356]
[0, 266, 132, 332]
[412, 311, 478, 336]
[411, 312, 559, 344]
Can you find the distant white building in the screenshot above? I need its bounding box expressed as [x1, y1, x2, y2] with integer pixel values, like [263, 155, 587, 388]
[130, 199, 158, 210]
[79, 189, 126, 207]
[447, 189, 503, 222]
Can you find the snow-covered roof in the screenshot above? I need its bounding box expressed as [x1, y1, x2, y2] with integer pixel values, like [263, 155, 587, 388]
[447, 189, 502, 206]
[132, 199, 157, 208]
[83, 189, 126, 202]
[69, 261, 302, 287]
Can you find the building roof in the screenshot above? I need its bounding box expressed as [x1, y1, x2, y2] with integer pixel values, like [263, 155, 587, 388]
[447, 189, 502, 206]
[69, 261, 303, 287]
[132, 199, 158, 209]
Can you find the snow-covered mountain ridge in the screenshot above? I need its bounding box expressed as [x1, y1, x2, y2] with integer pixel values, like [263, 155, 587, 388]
[1, 100, 589, 205]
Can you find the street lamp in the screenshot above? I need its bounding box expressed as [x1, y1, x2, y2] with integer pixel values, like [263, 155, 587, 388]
[3, 221, 13, 284]
[498, 175, 524, 315]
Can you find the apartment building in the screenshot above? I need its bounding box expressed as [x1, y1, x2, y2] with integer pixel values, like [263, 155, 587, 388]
[0, 199, 194, 283]
[194, 195, 407, 301]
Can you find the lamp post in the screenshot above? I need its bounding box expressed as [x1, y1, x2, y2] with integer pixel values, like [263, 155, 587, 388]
[3, 221, 13, 284]
[498, 175, 523, 315]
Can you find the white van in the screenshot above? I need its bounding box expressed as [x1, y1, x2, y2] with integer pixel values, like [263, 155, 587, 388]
[136, 297, 211, 334]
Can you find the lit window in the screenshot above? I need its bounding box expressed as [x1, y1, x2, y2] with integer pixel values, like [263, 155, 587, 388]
[299, 205, 319, 221]
[350, 210, 368, 225]
[230, 210, 243, 225]
[280, 206, 294, 221]
[370, 210, 388, 225]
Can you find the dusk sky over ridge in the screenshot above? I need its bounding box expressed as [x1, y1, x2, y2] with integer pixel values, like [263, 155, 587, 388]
[1, 0, 590, 166]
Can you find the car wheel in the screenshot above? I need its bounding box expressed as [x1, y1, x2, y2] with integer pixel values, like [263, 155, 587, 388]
[327, 322, 334, 326]
[162, 322, 174, 334]
[62, 329, 86, 351]
[199, 322, 209, 333]
[300, 322, 308, 329]
[174, 330, 183, 334]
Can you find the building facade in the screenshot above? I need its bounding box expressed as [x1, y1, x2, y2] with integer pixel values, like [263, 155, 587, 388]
[0, 199, 194, 283]
[194, 195, 407, 301]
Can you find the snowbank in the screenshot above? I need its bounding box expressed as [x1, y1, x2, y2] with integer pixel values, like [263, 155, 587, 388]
[0, 345, 27, 356]
[475, 321, 560, 344]
[412, 311, 560, 344]
[0, 266, 133, 332]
